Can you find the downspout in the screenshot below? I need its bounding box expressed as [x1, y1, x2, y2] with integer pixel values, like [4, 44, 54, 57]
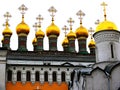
[106, 72, 110, 90]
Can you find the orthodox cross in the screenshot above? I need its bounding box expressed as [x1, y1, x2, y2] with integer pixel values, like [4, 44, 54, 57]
[89, 27, 94, 39]
[36, 14, 44, 28]
[101, 2, 107, 20]
[3, 12, 11, 27]
[48, 6, 57, 21]
[67, 17, 74, 30]
[95, 19, 100, 25]
[76, 10, 85, 25]
[33, 22, 38, 32]
[62, 25, 69, 37]
[18, 4, 28, 21]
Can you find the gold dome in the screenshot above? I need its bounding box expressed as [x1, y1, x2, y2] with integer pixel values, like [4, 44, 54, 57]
[76, 25, 88, 38]
[46, 22, 60, 36]
[88, 38, 95, 48]
[2, 26, 12, 36]
[62, 37, 69, 46]
[36, 28, 45, 38]
[96, 20, 118, 32]
[16, 21, 30, 35]
[32, 37, 37, 45]
[67, 30, 76, 38]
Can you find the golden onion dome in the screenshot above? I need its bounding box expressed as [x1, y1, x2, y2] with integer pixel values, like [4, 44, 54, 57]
[36, 28, 45, 38]
[62, 37, 69, 46]
[2, 26, 12, 36]
[96, 20, 118, 32]
[76, 25, 88, 38]
[88, 38, 95, 48]
[67, 30, 76, 38]
[16, 21, 30, 35]
[32, 37, 37, 45]
[46, 22, 60, 36]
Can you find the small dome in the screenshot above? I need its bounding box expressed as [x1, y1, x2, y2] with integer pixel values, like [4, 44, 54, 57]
[36, 28, 45, 38]
[88, 38, 95, 48]
[46, 22, 60, 36]
[2, 26, 12, 36]
[67, 30, 76, 38]
[62, 37, 69, 46]
[16, 21, 30, 35]
[76, 25, 88, 38]
[96, 20, 118, 32]
[32, 37, 37, 45]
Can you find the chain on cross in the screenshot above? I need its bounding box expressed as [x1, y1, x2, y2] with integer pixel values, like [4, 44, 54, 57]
[36, 14, 44, 28]
[48, 6, 57, 21]
[18, 4, 28, 15]
[62, 25, 69, 37]
[101, 2, 107, 20]
[76, 10, 85, 25]
[89, 27, 94, 39]
[33, 22, 38, 32]
[3, 12, 11, 27]
[67, 17, 74, 30]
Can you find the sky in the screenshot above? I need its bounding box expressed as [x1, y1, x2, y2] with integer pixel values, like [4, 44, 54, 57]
[0, 0, 120, 51]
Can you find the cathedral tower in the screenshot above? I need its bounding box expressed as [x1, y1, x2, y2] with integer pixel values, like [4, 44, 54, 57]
[2, 12, 12, 49]
[67, 18, 76, 53]
[46, 6, 60, 51]
[75, 10, 88, 54]
[93, 2, 120, 62]
[16, 4, 30, 51]
[62, 25, 69, 52]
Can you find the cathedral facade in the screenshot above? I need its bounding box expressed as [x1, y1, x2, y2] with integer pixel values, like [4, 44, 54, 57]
[0, 2, 120, 90]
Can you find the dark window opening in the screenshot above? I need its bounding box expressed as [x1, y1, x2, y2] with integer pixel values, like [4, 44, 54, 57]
[35, 71, 39, 81]
[17, 71, 21, 81]
[7, 70, 12, 81]
[26, 71, 31, 81]
[44, 71, 48, 81]
[61, 72, 65, 82]
[53, 71, 57, 82]
[111, 44, 114, 58]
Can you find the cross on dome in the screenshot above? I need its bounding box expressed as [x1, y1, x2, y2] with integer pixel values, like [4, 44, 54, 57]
[33, 22, 38, 32]
[18, 4, 28, 15]
[67, 17, 74, 30]
[76, 10, 85, 25]
[89, 27, 94, 39]
[48, 6, 57, 22]
[18, 4, 28, 22]
[36, 14, 44, 28]
[62, 25, 69, 37]
[3, 12, 11, 27]
[101, 2, 107, 21]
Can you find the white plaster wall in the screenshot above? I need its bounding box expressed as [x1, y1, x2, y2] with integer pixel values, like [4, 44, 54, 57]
[86, 76, 92, 90]
[91, 69, 108, 90]
[111, 65, 120, 90]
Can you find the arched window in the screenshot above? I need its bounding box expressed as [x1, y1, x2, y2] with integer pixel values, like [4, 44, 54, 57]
[118, 87, 120, 90]
[53, 71, 57, 82]
[17, 71, 21, 81]
[35, 71, 39, 81]
[61, 72, 66, 82]
[71, 72, 74, 82]
[26, 71, 31, 81]
[7, 70, 12, 81]
[44, 71, 48, 81]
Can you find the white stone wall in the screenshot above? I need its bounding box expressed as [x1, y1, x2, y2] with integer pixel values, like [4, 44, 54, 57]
[111, 65, 120, 90]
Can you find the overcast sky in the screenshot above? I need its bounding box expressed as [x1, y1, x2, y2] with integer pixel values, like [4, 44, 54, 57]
[0, 0, 119, 51]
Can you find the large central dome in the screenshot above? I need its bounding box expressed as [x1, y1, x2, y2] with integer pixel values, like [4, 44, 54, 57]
[95, 20, 118, 32]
